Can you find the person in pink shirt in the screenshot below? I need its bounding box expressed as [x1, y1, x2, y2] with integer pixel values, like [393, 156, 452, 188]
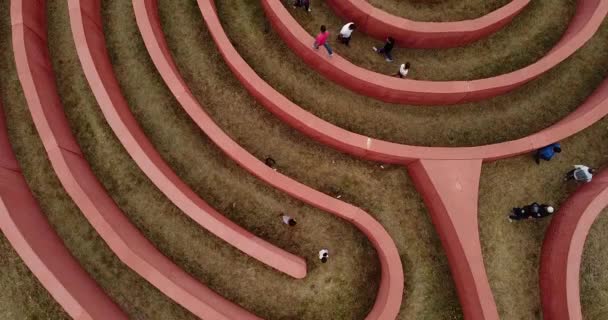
[312, 25, 333, 57]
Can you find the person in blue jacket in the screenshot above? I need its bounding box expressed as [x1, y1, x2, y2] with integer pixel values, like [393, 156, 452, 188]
[535, 142, 561, 164]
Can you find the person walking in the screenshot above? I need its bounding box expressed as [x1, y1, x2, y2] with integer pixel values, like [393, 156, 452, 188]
[338, 22, 356, 46]
[564, 165, 595, 183]
[393, 62, 410, 78]
[265, 157, 278, 171]
[313, 25, 333, 57]
[318, 249, 329, 263]
[535, 142, 561, 164]
[509, 202, 555, 221]
[373, 37, 395, 62]
[281, 214, 297, 226]
[293, 0, 311, 12]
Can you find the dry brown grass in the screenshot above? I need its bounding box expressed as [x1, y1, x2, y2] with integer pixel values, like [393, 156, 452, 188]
[365, 0, 511, 22]
[0, 0, 607, 319]
[0, 234, 68, 319]
[369, 0, 510, 21]
[581, 208, 608, 320]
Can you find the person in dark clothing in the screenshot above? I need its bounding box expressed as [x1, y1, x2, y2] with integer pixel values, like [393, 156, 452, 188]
[293, 0, 311, 12]
[509, 202, 555, 221]
[373, 37, 395, 62]
[265, 157, 278, 171]
[534, 143, 561, 164]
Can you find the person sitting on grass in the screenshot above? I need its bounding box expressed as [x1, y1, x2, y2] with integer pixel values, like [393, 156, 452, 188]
[281, 214, 297, 226]
[393, 62, 410, 78]
[564, 165, 595, 183]
[338, 22, 356, 46]
[534, 142, 561, 164]
[509, 202, 555, 221]
[313, 25, 333, 57]
[293, 0, 311, 12]
[373, 37, 395, 62]
[319, 249, 329, 263]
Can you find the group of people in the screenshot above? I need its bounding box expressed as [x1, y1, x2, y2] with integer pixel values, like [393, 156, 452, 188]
[297, 2, 410, 79]
[509, 143, 596, 222]
[282, 214, 330, 263]
[312, 23, 409, 76]
[267, 157, 330, 263]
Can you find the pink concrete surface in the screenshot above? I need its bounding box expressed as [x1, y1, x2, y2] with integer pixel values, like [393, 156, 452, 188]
[12, 0, 262, 318]
[326, 0, 530, 48]
[134, 0, 404, 318]
[0, 101, 127, 320]
[540, 169, 608, 320]
[198, 0, 608, 165]
[261, 0, 608, 105]
[67, 0, 306, 279]
[408, 159, 497, 320]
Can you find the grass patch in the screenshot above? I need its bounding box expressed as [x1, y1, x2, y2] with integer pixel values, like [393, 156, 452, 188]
[365, 0, 511, 22]
[581, 208, 608, 320]
[0, 234, 68, 319]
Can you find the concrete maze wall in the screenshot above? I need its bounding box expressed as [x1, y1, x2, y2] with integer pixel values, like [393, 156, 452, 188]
[1, 0, 608, 319]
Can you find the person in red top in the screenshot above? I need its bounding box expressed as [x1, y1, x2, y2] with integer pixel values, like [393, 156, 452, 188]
[312, 25, 333, 57]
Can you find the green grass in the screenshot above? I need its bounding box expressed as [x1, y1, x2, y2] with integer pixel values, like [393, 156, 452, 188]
[365, 0, 511, 22]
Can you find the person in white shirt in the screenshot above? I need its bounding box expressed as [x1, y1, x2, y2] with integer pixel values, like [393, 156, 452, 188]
[338, 22, 356, 46]
[281, 214, 297, 226]
[565, 165, 595, 183]
[318, 249, 329, 263]
[392, 62, 410, 78]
